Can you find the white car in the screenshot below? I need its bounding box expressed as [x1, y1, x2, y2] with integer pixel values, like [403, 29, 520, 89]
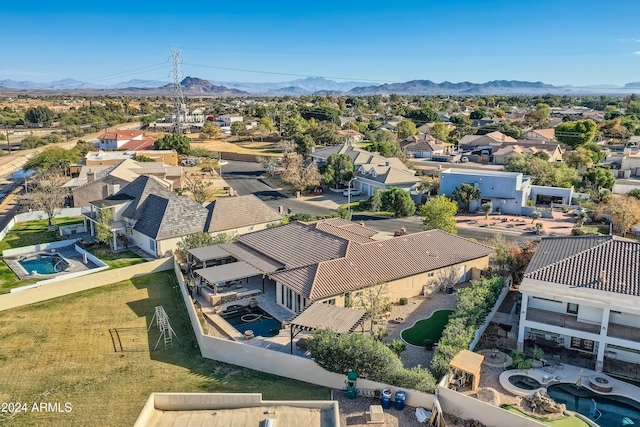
[343, 189, 363, 197]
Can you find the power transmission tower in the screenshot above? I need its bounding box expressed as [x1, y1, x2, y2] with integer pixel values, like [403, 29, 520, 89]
[168, 47, 185, 134]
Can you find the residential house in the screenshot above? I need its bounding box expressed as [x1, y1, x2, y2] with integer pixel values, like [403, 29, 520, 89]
[189, 219, 493, 314]
[216, 114, 243, 127]
[439, 168, 531, 214]
[67, 158, 183, 207]
[459, 131, 517, 148]
[522, 128, 557, 142]
[399, 133, 454, 159]
[517, 235, 640, 377]
[97, 129, 156, 151]
[491, 143, 564, 164]
[83, 150, 179, 167]
[82, 176, 283, 257]
[337, 129, 364, 143]
[311, 144, 419, 196]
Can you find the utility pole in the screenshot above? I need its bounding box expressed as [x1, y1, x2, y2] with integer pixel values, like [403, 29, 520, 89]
[168, 47, 185, 134]
[4, 125, 10, 154]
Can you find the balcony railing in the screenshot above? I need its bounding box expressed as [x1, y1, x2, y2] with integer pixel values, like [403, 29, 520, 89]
[81, 206, 97, 221]
[526, 308, 601, 334]
[607, 322, 640, 343]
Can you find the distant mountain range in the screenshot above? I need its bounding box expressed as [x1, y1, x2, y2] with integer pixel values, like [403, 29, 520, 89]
[0, 76, 638, 96]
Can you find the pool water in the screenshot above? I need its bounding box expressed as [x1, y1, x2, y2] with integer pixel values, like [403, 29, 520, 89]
[508, 374, 542, 390]
[221, 305, 281, 337]
[19, 254, 69, 275]
[547, 383, 640, 426]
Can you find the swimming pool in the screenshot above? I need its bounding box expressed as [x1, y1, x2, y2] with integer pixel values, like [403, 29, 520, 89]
[547, 383, 640, 426]
[221, 305, 281, 338]
[508, 375, 542, 391]
[19, 254, 69, 275]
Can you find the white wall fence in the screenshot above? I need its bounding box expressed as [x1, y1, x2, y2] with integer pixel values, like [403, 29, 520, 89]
[469, 278, 511, 351]
[3, 239, 80, 257]
[172, 260, 436, 409]
[0, 217, 17, 242]
[0, 209, 84, 243]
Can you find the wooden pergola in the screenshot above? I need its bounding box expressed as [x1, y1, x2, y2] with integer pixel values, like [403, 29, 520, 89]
[288, 304, 368, 354]
[449, 350, 485, 391]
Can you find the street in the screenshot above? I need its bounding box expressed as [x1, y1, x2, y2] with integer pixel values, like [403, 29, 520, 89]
[222, 161, 536, 243]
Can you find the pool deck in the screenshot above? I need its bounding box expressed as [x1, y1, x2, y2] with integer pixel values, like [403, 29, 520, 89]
[500, 364, 640, 400]
[4, 246, 100, 280]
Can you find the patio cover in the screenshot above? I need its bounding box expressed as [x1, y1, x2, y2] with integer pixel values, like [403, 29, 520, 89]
[288, 304, 367, 353]
[449, 350, 484, 391]
[188, 245, 230, 262]
[194, 261, 262, 285]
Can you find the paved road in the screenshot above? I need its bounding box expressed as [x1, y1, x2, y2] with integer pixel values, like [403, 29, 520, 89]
[222, 160, 537, 243]
[222, 161, 333, 217]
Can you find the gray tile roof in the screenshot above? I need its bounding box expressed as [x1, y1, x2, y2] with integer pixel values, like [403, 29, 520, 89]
[525, 236, 640, 295]
[236, 222, 350, 268]
[271, 229, 494, 300]
[205, 195, 283, 233]
[525, 235, 612, 273]
[109, 175, 208, 241]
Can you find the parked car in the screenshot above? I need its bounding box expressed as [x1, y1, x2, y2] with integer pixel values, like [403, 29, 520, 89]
[343, 188, 363, 197]
[313, 186, 324, 195]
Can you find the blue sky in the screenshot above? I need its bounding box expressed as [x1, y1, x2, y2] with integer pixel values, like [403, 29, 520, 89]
[1, 0, 639, 86]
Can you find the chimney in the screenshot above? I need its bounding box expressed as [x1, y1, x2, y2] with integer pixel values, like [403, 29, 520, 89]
[87, 170, 95, 182]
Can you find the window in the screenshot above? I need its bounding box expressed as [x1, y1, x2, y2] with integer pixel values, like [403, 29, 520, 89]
[427, 272, 434, 278]
[295, 294, 301, 313]
[323, 299, 336, 305]
[571, 337, 594, 352]
[286, 288, 293, 310]
[281, 285, 285, 305]
[567, 303, 579, 314]
[149, 239, 156, 252]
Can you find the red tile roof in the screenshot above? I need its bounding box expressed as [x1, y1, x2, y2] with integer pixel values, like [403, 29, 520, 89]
[119, 136, 156, 151]
[98, 129, 146, 140]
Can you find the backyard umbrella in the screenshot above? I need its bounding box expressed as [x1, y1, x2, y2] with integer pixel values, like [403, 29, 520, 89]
[576, 369, 584, 388]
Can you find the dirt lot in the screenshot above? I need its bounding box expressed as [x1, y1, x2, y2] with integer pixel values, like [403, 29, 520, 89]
[456, 211, 578, 236]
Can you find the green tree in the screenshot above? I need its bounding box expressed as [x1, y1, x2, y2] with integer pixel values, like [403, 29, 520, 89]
[23, 146, 81, 172]
[396, 120, 418, 139]
[24, 106, 55, 126]
[555, 120, 597, 148]
[21, 135, 47, 149]
[308, 122, 343, 146]
[628, 189, 640, 200]
[368, 129, 396, 144]
[367, 141, 405, 160]
[564, 148, 594, 169]
[230, 121, 246, 140]
[363, 188, 383, 212]
[481, 202, 492, 219]
[74, 140, 95, 157]
[95, 207, 113, 249]
[430, 122, 451, 142]
[132, 154, 155, 162]
[175, 232, 214, 262]
[201, 121, 222, 139]
[470, 109, 486, 120]
[322, 154, 354, 189]
[294, 134, 315, 158]
[582, 167, 615, 191]
[451, 183, 481, 212]
[420, 195, 458, 234]
[154, 133, 191, 155]
[381, 187, 416, 217]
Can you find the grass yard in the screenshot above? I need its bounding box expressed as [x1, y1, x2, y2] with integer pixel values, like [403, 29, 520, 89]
[0, 271, 329, 426]
[401, 309, 454, 346]
[504, 406, 590, 427]
[0, 217, 84, 294]
[338, 201, 395, 217]
[87, 248, 147, 269]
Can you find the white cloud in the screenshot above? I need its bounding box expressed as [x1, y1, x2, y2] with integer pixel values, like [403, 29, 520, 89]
[635, 51, 640, 56]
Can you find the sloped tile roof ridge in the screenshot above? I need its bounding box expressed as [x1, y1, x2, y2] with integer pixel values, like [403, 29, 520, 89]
[525, 235, 613, 276]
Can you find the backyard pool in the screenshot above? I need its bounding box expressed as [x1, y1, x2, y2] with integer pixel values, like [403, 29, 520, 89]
[221, 305, 281, 338]
[547, 383, 640, 426]
[508, 374, 542, 391]
[19, 254, 69, 275]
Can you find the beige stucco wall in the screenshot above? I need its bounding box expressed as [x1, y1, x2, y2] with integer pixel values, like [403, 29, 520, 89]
[0, 258, 173, 312]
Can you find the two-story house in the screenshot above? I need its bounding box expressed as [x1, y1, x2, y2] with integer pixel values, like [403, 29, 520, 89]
[97, 129, 156, 151]
[518, 235, 640, 378]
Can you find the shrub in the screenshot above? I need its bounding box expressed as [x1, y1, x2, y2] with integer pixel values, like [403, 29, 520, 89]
[399, 297, 408, 305]
[388, 339, 406, 356]
[423, 339, 434, 350]
[308, 328, 436, 393]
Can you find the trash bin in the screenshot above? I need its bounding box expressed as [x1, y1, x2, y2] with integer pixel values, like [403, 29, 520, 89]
[346, 371, 357, 399]
[394, 390, 406, 410]
[380, 389, 392, 409]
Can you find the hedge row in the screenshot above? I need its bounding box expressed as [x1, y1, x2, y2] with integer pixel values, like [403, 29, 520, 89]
[430, 275, 504, 378]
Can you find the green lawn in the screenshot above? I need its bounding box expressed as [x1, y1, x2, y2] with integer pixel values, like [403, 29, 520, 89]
[88, 248, 147, 269]
[338, 201, 395, 217]
[0, 217, 84, 294]
[504, 406, 590, 427]
[401, 309, 454, 346]
[0, 271, 329, 426]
